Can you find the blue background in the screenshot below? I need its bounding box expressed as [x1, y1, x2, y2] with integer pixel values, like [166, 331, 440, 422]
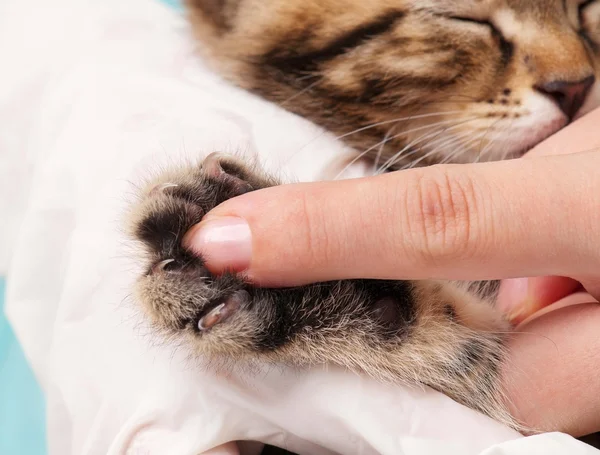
[159, 0, 182, 10]
[0, 278, 46, 455]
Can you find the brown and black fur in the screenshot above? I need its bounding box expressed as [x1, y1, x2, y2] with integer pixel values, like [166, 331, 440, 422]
[127, 0, 600, 436]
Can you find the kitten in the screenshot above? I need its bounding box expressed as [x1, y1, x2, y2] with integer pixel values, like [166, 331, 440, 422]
[127, 0, 600, 431]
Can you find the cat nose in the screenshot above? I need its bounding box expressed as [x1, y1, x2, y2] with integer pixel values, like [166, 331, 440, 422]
[535, 75, 595, 120]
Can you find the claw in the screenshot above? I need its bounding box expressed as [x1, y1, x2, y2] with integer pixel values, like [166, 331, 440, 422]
[198, 303, 227, 331]
[149, 183, 178, 196]
[197, 290, 248, 331]
[152, 258, 175, 274]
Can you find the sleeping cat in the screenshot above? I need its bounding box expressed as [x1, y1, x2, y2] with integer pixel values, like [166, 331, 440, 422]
[127, 0, 600, 431]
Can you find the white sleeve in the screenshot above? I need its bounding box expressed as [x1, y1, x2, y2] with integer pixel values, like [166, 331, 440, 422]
[481, 433, 598, 455]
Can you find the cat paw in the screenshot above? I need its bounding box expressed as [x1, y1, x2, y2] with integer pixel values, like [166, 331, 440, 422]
[127, 152, 278, 344]
[126, 154, 517, 427]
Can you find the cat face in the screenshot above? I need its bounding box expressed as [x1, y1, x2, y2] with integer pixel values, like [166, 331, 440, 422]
[187, 0, 600, 168]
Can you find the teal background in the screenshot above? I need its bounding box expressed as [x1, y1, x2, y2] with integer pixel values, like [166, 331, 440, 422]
[0, 277, 46, 455]
[159, 0, 182, 10]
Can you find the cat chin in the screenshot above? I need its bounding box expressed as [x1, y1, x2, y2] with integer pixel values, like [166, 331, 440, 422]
[484, 94, 569, 159]
[451, 115, 567, 163]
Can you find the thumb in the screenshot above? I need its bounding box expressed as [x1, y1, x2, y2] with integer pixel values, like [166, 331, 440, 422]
[183, 152, 600, 287]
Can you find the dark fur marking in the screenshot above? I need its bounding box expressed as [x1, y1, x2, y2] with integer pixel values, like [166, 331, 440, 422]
[580, 30, 600, 53]
[135, 203, 203, 253]
[264, 11, 405, 75]
[251, 280, 416, 351]
[462, 339, 486, 366]
[448, 338, 501, 380]
[252, 285, 335, 351]
[359, 78, 388, 101]
[444, 304, 458, 322]
[445, 15, 513, 69]
[492, 29, 514, 68]
[319, 73, 461, 105]
[466, 280, 501, 302]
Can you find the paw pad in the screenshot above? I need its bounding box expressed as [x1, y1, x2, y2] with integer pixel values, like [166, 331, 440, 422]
[202, 152, 254, 196]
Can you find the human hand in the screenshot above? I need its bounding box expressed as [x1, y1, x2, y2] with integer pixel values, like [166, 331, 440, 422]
[182, 108, 600, 436]
[495, 109, 600, 324]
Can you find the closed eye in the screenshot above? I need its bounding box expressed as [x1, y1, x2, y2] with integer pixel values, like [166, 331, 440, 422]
[448, 16, 495, 29]
[447, 16, 514, 66]
[578, 0, 599, 50]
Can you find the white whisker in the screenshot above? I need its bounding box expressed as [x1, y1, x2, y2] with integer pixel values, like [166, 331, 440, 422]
[334, 117, 472, 179]
[333, 110, 465, 143]
[404, 127, 478, 169]
[412, 131, 476, 168]
[472, 116, 509, 163]
[279, 78, 322, 106]
[379, 117, 481, 172]
[375, 128, 449, 174]
[281, 110, 467, 169]
[435, 129, 488, 165]
[372, 127, 394, 177]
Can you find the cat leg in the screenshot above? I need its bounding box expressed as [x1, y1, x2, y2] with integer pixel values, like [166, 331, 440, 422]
[128, 152, 518, 429]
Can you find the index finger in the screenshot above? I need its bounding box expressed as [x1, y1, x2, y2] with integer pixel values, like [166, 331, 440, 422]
[184, 148, 600, 286]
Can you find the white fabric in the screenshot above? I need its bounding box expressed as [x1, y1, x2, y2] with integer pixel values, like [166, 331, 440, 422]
[1, 0, 597, 453]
